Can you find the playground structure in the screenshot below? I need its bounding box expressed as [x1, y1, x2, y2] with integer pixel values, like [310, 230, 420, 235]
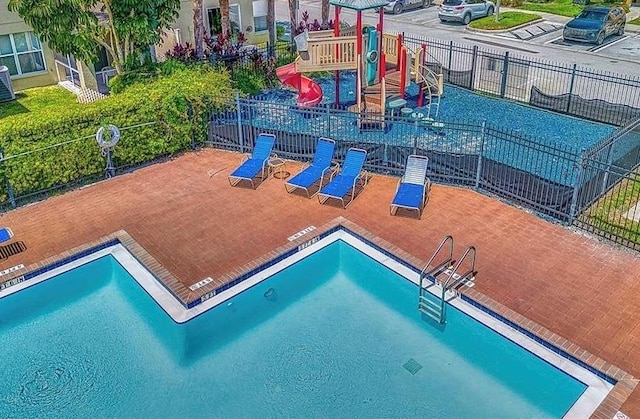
[276, 0, 444, 131]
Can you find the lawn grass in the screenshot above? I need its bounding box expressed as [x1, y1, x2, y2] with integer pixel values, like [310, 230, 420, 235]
[469, 11, 541, 29]
[580, 173, 640, 247]
[0, 86, 79, 122]
[517, 0, 624, 18]
[630, 16, 640, 25]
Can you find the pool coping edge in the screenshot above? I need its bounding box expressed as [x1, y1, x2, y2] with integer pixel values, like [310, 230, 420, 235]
[0, 220, 636, 416]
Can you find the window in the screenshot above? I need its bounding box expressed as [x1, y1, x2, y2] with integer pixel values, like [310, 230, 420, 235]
[207, 5, 242, 36]
[0, 32, 45, 76]
[253, 0, 268, 32]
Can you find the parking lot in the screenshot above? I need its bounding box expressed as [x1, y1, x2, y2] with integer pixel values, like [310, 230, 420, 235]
[286, 0, 640, 73]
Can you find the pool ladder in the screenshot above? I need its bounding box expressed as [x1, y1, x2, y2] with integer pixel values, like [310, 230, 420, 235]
[418, 236, 477, 324]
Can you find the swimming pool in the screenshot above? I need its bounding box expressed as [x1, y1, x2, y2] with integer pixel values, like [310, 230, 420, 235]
[0, 235, 612, 417]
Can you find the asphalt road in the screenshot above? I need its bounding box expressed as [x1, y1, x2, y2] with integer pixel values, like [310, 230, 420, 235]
[277, 0, 640, 76]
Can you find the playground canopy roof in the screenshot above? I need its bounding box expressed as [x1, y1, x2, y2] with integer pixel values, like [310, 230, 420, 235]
[329, 0, 389, 11]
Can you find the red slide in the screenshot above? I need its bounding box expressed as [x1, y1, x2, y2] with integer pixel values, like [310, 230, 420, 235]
[276, 63, 323, 107]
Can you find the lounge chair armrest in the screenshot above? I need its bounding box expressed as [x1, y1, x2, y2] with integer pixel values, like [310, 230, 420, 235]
[357, 170, 369, 187]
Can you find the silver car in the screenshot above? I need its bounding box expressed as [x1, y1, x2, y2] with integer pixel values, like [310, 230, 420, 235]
[383, 0, 430, 15]
[438, 0, 495, 24]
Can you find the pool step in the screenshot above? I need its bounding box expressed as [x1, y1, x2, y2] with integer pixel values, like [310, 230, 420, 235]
[418, 295, 443, 323]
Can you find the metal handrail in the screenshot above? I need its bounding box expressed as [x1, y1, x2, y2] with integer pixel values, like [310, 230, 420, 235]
[443, 245, 476, 291]
[420, 235, 454, 281]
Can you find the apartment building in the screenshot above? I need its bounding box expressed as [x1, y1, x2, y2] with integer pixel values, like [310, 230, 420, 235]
[0, 0, 58, 91]
[158, 0, 270, 58]
[1, 0, 270, 93]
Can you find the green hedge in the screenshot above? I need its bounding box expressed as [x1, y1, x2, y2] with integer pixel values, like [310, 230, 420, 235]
[0, 66, 235, 206]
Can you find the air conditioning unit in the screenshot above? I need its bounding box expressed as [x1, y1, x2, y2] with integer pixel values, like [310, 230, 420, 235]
[0, 66, 16, 102]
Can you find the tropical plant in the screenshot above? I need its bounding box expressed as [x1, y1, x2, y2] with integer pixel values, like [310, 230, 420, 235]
[296, 11, 335, 34]
[166, 43, 197, 63]
[7, 0, 180, 74]
[208, 32, 247, 58]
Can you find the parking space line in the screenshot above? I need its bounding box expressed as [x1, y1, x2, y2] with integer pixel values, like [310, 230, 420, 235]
[588, 35, 629, 53]
[544, 36, 564, 45]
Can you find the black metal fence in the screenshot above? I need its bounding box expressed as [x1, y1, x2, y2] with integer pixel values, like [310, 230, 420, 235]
[208, 99, 640, 249]
[403, 34, 640, 127]
[209, 98, 582, 219]
[573, 117, 640, 249]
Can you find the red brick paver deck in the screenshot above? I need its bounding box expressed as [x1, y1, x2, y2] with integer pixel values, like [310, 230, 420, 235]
[2, 148, 640, 415]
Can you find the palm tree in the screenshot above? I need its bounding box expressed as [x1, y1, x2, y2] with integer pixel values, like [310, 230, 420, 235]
[321, 0, 330, 29]
[288, 0, 297, 35]
[220, 0, 231, 36]
[193, 0, 204, 59]
[267, 0, 276, 48]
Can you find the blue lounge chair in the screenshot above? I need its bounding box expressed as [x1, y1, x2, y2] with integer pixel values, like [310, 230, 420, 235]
[318, 148, 368, 208]
[0, 227, 13, 244]
[390, 155, 431, 219]
[228, 133, 276, 188]
[285, 137, 336, 198]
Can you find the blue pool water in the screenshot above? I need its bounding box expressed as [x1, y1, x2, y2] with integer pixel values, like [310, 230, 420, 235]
[0, 243, 587, 417]
[254, 73, 616, 185]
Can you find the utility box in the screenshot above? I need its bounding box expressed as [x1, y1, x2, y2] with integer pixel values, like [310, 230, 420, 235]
[0, 66, 15, 102]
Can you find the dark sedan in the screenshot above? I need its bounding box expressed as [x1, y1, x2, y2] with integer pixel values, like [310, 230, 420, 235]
[562, 6, 626, 45]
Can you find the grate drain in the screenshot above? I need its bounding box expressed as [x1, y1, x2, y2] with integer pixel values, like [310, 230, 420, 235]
[0, 241, 26, 260]
[402, 358, 423, 375]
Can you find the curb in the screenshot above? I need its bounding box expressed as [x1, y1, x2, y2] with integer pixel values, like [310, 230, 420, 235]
[465, 17, 544, 34]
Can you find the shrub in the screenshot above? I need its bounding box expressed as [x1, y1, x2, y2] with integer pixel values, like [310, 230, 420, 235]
[296, 11, 335, 35]
[0, 67, 235, 204]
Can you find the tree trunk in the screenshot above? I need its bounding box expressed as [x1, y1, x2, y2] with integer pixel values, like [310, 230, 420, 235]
[494, 0, 501, 22]
[267, 0, 276, 49]
[103, 0, 124, 73]
[289, 0, 297, 36]
[194, 0, 204, 58]
[220, 0, 231, 36]
[321, 0, 330, 29]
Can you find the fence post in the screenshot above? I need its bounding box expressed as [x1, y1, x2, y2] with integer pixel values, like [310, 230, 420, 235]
[566, 63, 577, 114]
[601, 141, 615, 195]
[469, 45, 478, 90]
[447, 41, 454, 81]
[568, 153, 586, 225]
[326, 104, 331, 133]
[475, 121, 486, 189]
[236, 93, 244, 153]
[500, 51, 509, 98]
[0, 148, 16, 209]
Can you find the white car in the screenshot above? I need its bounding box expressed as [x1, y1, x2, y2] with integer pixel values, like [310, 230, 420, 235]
[439, 0, 495, 25]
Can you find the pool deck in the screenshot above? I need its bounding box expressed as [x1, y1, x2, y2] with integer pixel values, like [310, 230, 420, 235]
[2, 148, 640, 416]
